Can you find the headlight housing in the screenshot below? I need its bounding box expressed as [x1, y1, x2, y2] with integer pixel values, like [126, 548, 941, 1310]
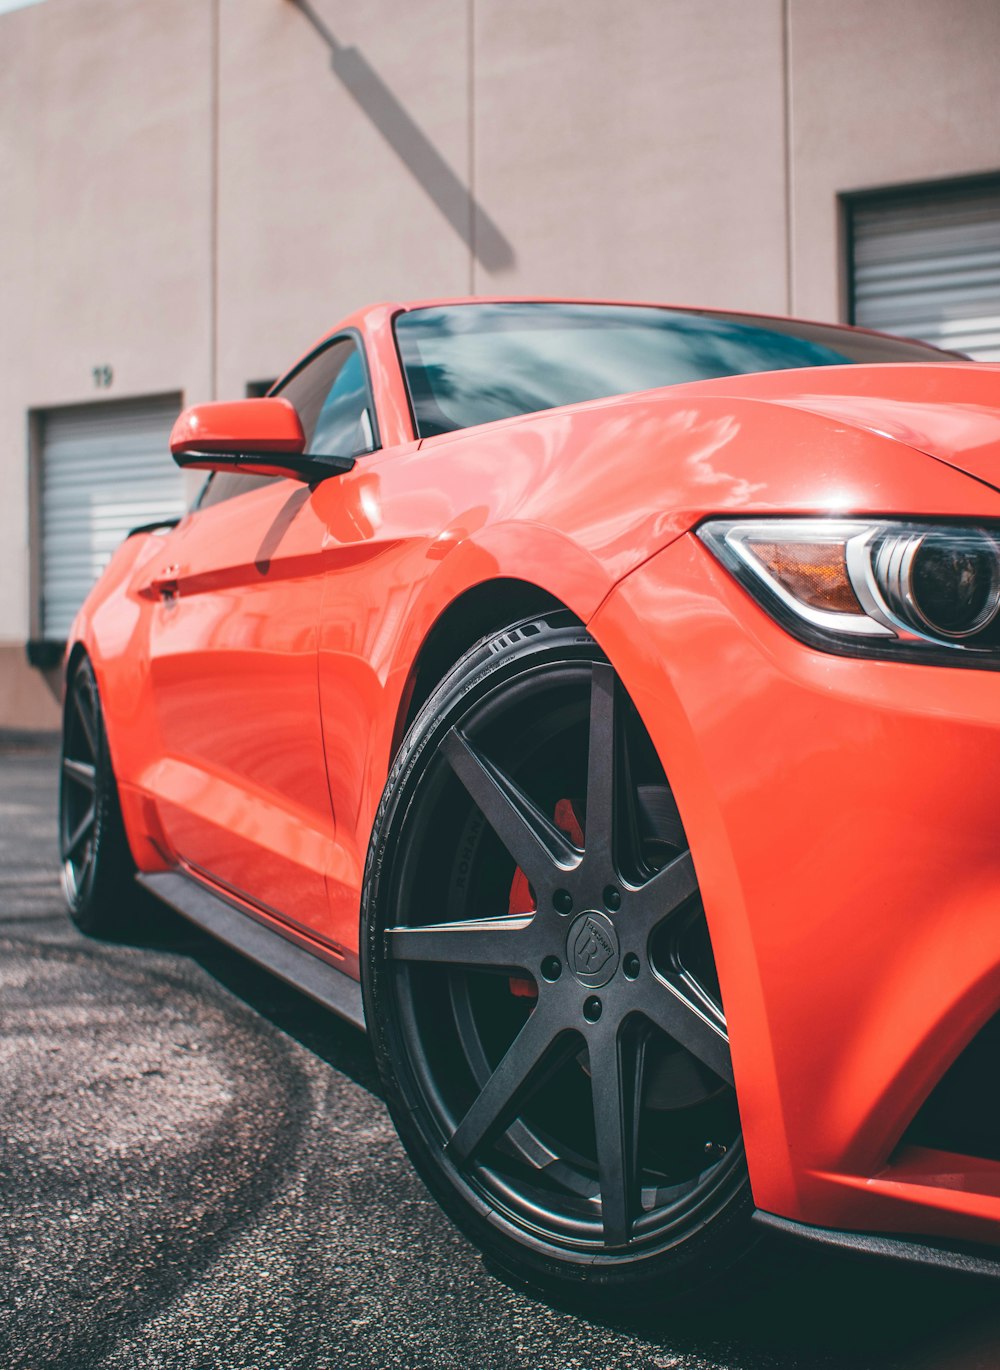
[698, 518, 1000, 667]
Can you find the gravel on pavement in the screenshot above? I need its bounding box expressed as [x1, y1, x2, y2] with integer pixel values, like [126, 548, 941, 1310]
[3, 742, 1000, 1370]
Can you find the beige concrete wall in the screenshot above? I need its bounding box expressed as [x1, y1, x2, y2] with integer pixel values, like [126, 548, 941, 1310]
[0, 647, 60, 729]
[472, 0, 789, 310]
[0, 0, 214, 723]
[214, 0, 473, 399]
[214, 0, 791, 384]
[788, 0, 1000, 320]
[1, 0, 999, 728]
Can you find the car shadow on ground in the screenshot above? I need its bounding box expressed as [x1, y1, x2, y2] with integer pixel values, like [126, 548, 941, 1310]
[583, 1253, 999, 1368]
[140, 913, 1000, 1370]
[12, 742, 1000, 1367]
[123, 900, 383, 1100]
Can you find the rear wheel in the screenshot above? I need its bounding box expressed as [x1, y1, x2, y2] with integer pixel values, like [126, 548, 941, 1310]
[363, 614, 755, 1306]
[60, 654, 138, 937]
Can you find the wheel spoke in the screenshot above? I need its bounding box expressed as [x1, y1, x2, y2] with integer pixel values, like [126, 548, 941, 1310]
[62, 756, 97, 791]
[630, 849, 699, 939]
[583, 663, 617, 865]
[640, 979, 734, 1085]
[589, 1024, 646, 1248]
[386, 913, 534, 971]
[73, 689, 98, 760]
[448, 974, 567, 1178]
[62, 804, 96, 861]
[383, 640, 742, 1256]
[446, 1002, 574, 1166]
[443, 729, 579, 891]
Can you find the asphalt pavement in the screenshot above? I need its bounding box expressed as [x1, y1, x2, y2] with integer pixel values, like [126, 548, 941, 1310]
[3, 742, 1000, 1370]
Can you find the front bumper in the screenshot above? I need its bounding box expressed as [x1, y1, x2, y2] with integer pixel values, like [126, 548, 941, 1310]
[589, 530, 1000, 1249]
[754, 1211, 1000, 1281]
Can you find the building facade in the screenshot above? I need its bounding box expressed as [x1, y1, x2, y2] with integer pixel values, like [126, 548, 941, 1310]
[1, 0, 998, 728]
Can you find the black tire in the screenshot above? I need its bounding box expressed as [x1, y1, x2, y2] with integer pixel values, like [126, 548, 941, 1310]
[362, 612, 757, 1308]
[59, 653, 139, 937]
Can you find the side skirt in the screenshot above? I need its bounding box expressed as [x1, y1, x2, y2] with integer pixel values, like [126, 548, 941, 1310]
[137, 869, 365, 1032]
[754, 1210, 1000, 1281]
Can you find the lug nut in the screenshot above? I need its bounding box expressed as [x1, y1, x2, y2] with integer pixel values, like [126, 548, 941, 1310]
[541, 955, 562, 981]
[603, 886, 621, 911]
[623, 953, 640, 979]
[583, 996, 603, 1022]
[553, 889, 573, 914]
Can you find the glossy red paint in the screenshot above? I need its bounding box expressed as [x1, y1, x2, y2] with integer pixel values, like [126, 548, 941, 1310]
[589, 524, 1000, 1243]
[67, 296, 1000, 1257]
[169, 396, 306, 456]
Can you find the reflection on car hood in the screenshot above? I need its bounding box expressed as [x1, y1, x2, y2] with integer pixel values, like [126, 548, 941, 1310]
[680, 361, 1000, 491]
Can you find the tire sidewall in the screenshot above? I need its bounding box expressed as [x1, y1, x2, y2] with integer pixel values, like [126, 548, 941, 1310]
[60, 655, 134, 936]
[361, 613, 756, 1304]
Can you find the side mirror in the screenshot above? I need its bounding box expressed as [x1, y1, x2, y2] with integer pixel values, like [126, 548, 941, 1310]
[169, 398, 355, 482]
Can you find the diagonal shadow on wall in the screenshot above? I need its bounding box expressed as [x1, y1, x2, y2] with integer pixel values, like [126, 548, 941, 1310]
[288, 0, 515, 273]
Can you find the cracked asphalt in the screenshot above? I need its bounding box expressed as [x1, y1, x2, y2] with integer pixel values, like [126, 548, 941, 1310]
[4, 743, 1000, 1369]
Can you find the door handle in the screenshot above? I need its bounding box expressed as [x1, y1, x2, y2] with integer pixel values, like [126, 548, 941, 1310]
[150, 565, 182, 599]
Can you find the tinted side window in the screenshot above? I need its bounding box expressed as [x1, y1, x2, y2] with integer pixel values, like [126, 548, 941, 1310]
[195, 339, 377, 510]
[197, 470, 275, 510]
[278, 338, 377, 457]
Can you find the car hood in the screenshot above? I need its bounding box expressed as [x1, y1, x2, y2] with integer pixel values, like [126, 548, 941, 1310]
[683, 361, 1000, 491]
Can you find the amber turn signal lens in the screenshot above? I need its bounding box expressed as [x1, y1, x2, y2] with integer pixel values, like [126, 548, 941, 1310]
[747, 541, 862, 614]
[700, 518, 1000, 660]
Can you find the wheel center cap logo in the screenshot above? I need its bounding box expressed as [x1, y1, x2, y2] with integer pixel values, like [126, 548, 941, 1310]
[567, 911, 620, 987]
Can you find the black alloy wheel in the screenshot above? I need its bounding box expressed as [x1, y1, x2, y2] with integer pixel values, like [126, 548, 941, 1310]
[60, 654, 138, 936]
[363, 614, 755, 1305]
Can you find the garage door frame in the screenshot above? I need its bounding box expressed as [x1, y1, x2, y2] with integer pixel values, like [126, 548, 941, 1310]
[27, 391, 184, 657]
[842, 169, 1000, 353]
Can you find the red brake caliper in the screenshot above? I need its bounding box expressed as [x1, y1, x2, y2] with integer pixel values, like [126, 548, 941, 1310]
[507, 799, 584, 999]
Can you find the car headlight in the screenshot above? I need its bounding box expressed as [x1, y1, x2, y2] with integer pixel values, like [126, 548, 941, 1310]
[698, 518, 1000, 666]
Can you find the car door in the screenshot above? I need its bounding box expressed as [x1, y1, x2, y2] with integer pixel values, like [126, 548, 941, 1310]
[141, 336, 378, 946]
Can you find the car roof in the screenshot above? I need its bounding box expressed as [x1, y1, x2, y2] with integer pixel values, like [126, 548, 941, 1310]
[348, 295, 948, 354]
[278, 296, 950, 395]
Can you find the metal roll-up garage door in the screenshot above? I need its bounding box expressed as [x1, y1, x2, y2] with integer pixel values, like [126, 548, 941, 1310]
[849, 182, 1000, 361]
[39, 394, 184, 640]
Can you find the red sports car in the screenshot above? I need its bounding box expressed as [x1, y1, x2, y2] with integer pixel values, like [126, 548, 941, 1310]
[60, 298, 1000, 1304]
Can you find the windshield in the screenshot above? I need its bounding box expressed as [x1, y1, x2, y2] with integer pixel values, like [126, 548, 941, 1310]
[394, 302, 958, 438]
